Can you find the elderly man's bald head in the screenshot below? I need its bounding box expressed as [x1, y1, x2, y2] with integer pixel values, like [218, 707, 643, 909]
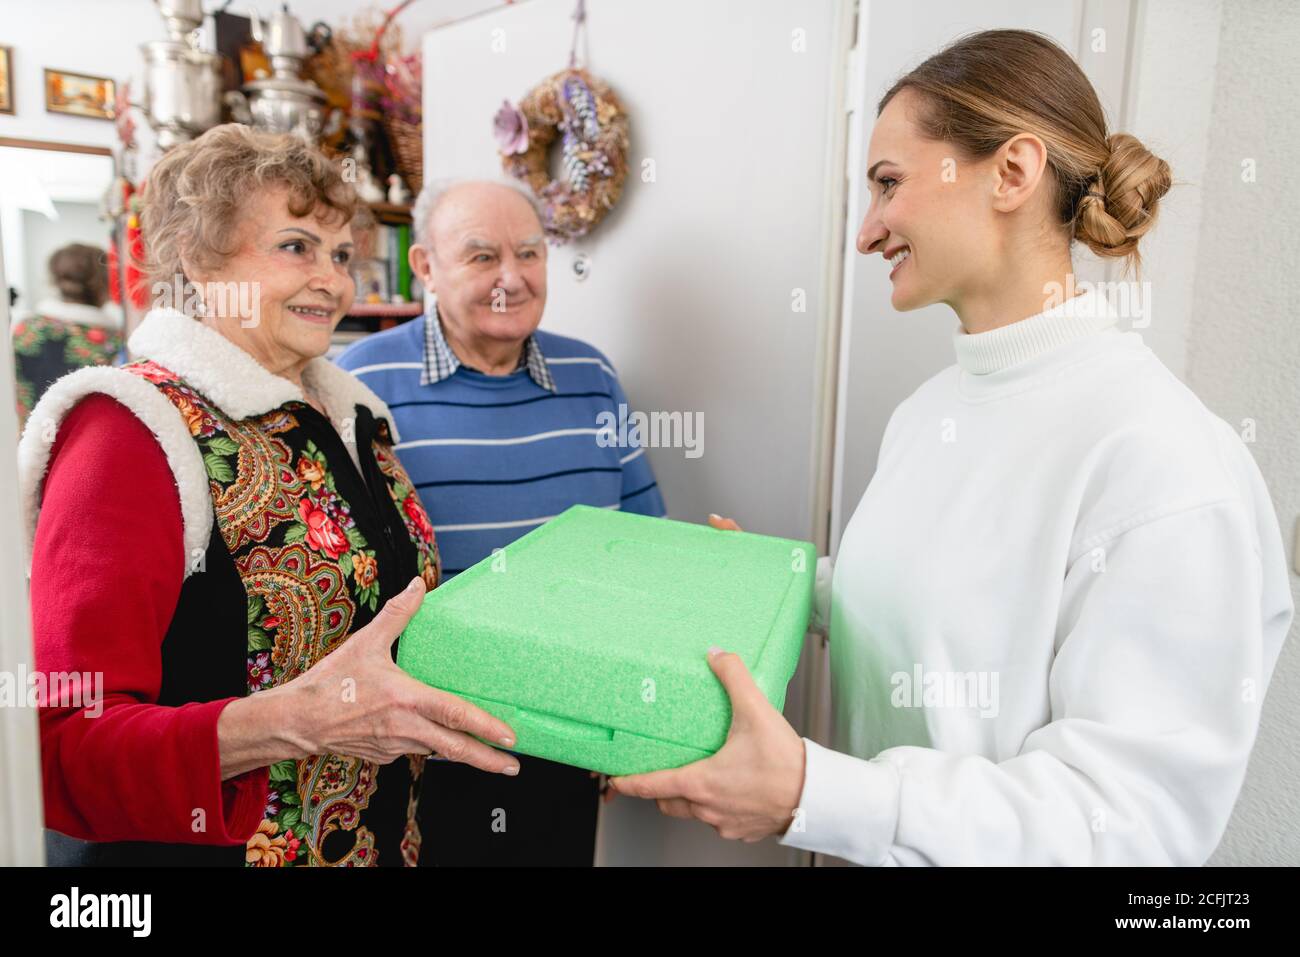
[412, 178, 545, 252]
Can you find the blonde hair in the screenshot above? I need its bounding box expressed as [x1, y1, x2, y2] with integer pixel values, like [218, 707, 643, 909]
[879, 30, 1172, 272]
[141, 123, 357, 289]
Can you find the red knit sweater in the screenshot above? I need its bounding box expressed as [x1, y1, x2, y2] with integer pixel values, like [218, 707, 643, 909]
[32, 393, 268, 844]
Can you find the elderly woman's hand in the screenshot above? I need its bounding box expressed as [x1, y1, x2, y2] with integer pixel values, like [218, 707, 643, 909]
[219, 577, 520, 777]
[608, 648, 806, 842]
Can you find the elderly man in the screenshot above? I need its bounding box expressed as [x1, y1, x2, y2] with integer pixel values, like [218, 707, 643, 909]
[335, 179, 665, 866]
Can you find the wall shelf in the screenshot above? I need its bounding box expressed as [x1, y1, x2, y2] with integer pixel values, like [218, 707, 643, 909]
[366, 202, 414, 226]
[347, 302, 422, 319]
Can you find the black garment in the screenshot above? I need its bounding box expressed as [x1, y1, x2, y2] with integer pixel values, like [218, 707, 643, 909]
[417, 754, 600, 866]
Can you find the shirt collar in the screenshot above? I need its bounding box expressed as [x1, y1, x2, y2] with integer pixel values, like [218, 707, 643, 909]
[421, 304, 556, 392]
[952, 285, 1119, 375]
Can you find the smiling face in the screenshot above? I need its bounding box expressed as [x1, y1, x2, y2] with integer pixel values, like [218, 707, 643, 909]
[184, 184, 356, 378]
[411, 182, 547, 348]
[857, 89, 1012, 313]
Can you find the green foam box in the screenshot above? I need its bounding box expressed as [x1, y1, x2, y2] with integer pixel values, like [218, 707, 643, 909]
[397, 505, 815, 776]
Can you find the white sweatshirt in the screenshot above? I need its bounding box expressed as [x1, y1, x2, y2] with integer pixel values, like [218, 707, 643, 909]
[780, 288, 1294, 866]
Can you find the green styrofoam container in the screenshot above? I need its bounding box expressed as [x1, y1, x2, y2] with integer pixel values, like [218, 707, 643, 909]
[397, 505, 815, 776]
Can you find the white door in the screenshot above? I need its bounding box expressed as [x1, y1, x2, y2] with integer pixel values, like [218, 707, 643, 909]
[0, 203, 45, 866]
[422, 0, 854, 865]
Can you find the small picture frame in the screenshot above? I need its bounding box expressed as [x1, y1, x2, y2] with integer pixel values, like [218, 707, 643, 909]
[353, 258, 391, 304]
[44, 68, 115, 121]
[0, 47, 14, 115]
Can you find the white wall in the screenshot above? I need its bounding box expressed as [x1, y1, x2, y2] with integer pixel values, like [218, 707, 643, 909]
[1121, 0, 1225, 380]
[0, 1, 160, 149]
[1183, 0, 1300, 868]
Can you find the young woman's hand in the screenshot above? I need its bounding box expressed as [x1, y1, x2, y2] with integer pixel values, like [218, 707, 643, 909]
[608, 647, 806, 842]
[707, 513, 742, 531]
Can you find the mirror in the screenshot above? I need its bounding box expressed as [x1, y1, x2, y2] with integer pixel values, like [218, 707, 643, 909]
[0, 139, 117, 319]
[1, 138, 122, 429]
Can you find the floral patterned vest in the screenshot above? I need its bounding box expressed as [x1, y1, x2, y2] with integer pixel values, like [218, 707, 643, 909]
[12, 313, 123, 431]
[123, 357, 440, 867]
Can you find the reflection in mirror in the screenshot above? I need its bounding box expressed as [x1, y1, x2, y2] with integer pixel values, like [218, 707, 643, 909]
[1, 141, 122, 431]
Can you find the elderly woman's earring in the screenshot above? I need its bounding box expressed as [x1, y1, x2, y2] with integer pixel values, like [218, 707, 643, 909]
[194, 298, 208, 318]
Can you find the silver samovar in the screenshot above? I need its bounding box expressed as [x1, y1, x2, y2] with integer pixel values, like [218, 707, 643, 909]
[224, 5, 339, 143]
[140, 0, 223, 149]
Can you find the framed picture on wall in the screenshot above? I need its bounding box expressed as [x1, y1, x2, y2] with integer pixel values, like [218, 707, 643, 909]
[0, 47, 14, 115]
[44, 68, 115, 120]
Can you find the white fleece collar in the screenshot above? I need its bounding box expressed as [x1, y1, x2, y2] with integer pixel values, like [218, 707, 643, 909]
[127, 308, 400, 442]
[27, 299, 122, 331]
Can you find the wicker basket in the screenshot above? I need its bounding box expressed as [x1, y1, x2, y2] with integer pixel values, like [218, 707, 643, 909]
[383, 115, 423, 195]
[365, 3, 422, 195]
[307, 8, 422, 192]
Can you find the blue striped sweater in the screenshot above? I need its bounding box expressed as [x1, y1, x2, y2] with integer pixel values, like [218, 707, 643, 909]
[335, 314, 666, 577]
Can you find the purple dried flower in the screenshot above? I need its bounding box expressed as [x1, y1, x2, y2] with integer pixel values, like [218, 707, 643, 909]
[494, 100, 530, 155]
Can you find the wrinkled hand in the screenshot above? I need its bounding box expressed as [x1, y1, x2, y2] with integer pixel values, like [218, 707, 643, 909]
[609, 648, 805, 842]
[283, 577, 520, 774]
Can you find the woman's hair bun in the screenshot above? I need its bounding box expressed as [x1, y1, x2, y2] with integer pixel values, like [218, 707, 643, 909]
[1074, 133, 1172, 265]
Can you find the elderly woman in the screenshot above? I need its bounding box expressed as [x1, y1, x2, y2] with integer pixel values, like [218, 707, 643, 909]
[18, 124, 519, 867]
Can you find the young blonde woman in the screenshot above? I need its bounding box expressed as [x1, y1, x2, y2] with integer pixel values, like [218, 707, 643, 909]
[611, 30, 1293, 866]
